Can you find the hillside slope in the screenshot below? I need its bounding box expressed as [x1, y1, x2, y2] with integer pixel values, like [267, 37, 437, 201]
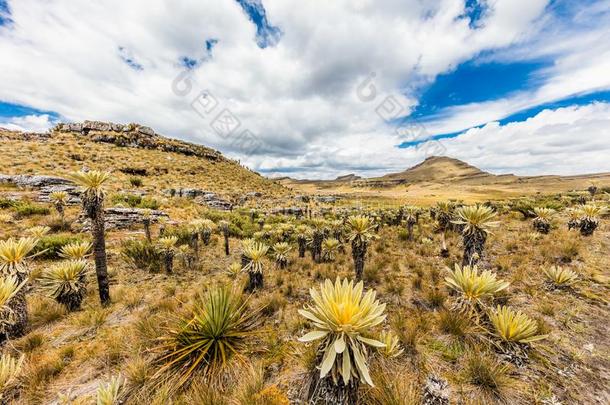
[0, 122, 287, 200]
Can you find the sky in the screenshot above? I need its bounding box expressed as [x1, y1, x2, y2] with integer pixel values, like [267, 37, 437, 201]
[1, 0, 609, 179]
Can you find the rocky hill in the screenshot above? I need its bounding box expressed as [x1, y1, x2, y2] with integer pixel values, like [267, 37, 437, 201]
[0, 121, 288, 203]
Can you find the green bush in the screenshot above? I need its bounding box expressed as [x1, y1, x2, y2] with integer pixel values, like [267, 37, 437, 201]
[121, 240, 162, 273]
[13, 202, 50, 218]
[111, 193, 159, 210]
[129, 176, 143, 188]
[0, 198, 17, 209]
[33, 234, 84, 259]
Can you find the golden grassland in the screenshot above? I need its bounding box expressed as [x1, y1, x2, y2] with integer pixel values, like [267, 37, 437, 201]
[0, 190, 609, 404]
[0, 130, 287, 200]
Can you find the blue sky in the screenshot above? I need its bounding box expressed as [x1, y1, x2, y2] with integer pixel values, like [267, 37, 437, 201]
[1, 0, 610, 178]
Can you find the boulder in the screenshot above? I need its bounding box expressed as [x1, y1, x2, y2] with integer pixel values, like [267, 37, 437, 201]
[137, 126, 155, 136]
[315, 195, 340, 203]
[0, 174, 73, 188]
[79, 207, 168, 230]
[37, 184, 81, 204]
[272, 207, 304, 217]
[83, 120, 112, 132]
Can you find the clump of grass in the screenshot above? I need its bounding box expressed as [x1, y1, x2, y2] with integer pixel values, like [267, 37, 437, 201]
[152, 285, 263, 392]
[462, 351, 515, 401]
[31, 234, 84, 260]
[121, 240, 162, 273]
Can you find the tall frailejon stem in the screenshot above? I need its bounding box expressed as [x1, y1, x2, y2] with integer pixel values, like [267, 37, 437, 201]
[70, 170, 112, 306]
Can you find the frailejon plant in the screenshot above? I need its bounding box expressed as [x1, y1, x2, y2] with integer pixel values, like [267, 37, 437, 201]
[488, 305, 548, 344]
[27, 225, 50, 239]
[296, 225, 310, 258]
[96, 374, 124, 405]
[0, 237, 38, 340]
[157, 236, 178, 274]
[310, 219, 327, 263]
[403, 206, 420, 241]
[435, 201, 454, 257]
[153, 286, 262, 392]
[346, 216, 376, 280]
[69, 170, 112, 305]
[453, 205, 498, 266]
[272, 242, 291, 269]
[59, 241, 92, 260]
[578, 204, 605, 236]
[544, 266, 578, 288]
[49, 190, 69, 224]
[0, 275, 27, 339]
[40, 260, 89, 311]
[444, 264, 509, 314]
[242, 241, 269, 292]
[0, 352, 24, 400]
[321, 238, 340, 262]
[531, 207, 554, 234]
[378, 330, 404, 358]
[219, 220, 230, 256]
[299, 278, 386, 404]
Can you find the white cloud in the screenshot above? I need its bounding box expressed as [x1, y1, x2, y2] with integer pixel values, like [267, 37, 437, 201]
[1, 0, 607, 179]
[0, 114, 55, 132]
[440, 102, 610, 176]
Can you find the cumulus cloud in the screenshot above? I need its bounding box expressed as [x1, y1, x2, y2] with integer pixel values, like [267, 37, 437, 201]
[441, 102, 610, 176]
[0, 0, 607, 178]
[0, 114, 56, 132]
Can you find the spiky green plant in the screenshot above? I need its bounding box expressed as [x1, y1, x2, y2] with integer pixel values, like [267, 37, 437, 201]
[378, 330, 404, 358]
[219, 220, 230, 256]
[544, 266, 578, 287]
[0, 353, 24, 399]
[445, 264, 509, 312]
[0, 275, 27, 336]
[0, 237, 38, 278]
[158, 236, 178, 274]
[69, 170, 111, 305]
[531, 207, 554, 234]
[578, 204, 606, 236]
[28, 226, 50, 238]
[453, 205, 498, 266]
[226, 262, 242, 278]
[96, 374, 124, 405]
[195, 219, 216, 246]
[272, 242, 291, 269]
[403, 206, 420, 241]
[154, 286, 262, 392]
[49, 190, 69, 220]
[242, 241, 269, 292]
[310, 219, 328, 263]
[0, 237, 37, 340]
[566, 207, 581, 230]
[40, 260, 89, 311]
[322, 238, 341, 262]
[59, 241, 92, 260]
[299, 278, 386, 404]
[346, 216, 376, 280]
[488, 306, 547, 344]
[296, 225, 311, 258]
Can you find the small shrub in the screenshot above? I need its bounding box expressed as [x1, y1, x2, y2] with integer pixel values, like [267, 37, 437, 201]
[13, 202, 50, 218]
[32, 234, 84, 260]
[129, 176, 144, 188]
[121, 240, 162, 273]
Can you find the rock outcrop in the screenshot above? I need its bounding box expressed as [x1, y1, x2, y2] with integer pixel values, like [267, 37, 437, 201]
[78, 207, 168, 230]
[0, 174, 73, 188]
[165, 188, 233, 211]
[56, 121, 223, 161]
[272, 207, 304, 217]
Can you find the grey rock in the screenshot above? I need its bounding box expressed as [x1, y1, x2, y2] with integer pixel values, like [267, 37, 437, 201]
[79, 207, 168, 230]
[315, 195, 340, 203]
[0, 174, 73, 188]
[422, 375, 450, 405]
[37, 184, 81, 204]
[83, 120, 112, 132]
[137, 126, 155, 136]
[272, 207, 304, 217]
